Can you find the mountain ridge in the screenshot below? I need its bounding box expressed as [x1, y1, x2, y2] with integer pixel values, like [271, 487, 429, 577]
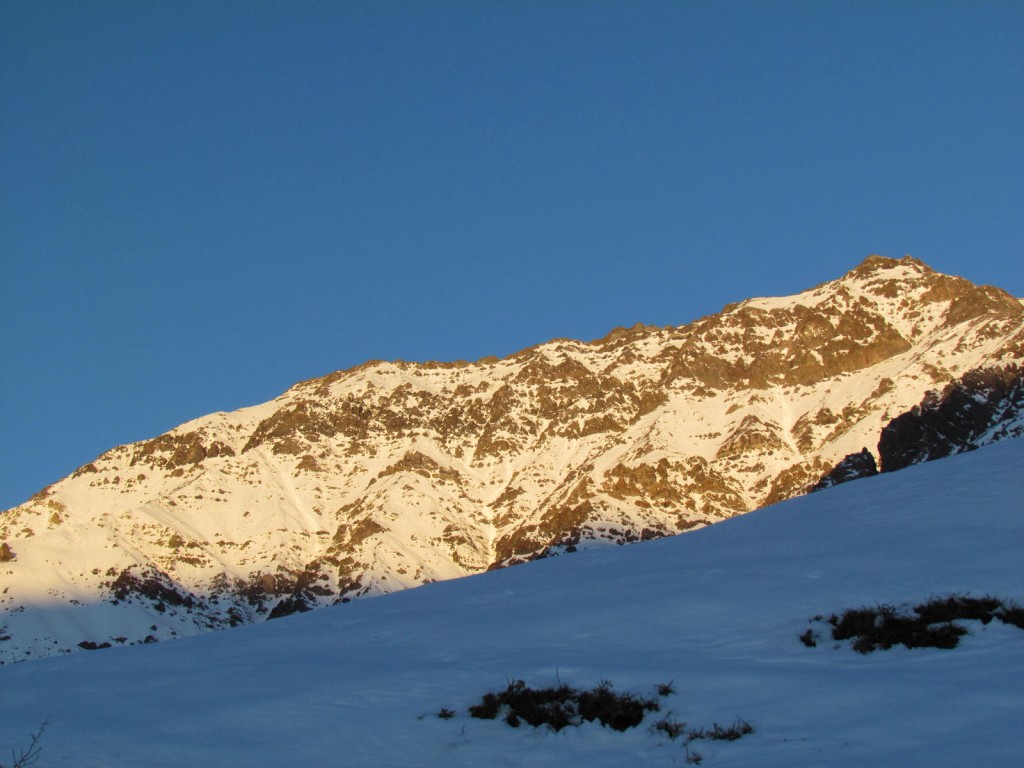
[2, 254, 1023, 662]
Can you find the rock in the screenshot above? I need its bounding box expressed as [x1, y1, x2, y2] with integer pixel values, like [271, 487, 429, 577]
[812, 449, 879, 491]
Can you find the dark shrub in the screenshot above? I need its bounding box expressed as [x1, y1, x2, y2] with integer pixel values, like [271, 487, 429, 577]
[996, 601, 1024, 629]
[468, 691, 502, 720]
[914, 595, 1002, 625]
[813, 593, 1022, 653]
[468, 679, 660, 732]
[656, 681, 676, 697]
[653, 717, 687, 740]
[831, 604, 966, 652]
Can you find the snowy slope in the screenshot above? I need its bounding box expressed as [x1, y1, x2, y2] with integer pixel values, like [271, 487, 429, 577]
[2, 254, 1023, 662]
[0, 438, 1021, 767]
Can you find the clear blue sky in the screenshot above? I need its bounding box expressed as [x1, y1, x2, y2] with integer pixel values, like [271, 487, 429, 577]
[2, 1, 1022, 510]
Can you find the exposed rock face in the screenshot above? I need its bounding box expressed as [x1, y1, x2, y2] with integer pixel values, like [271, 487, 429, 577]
[2, 255, 1023, 662]
[809, 365, 1024, 491]
[109, 567, 200, 611]
[812, 449, 879, 491]
[879, 365, 1024, 472]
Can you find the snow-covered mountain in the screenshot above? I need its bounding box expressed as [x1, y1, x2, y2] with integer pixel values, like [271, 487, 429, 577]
[2, 254, 1023, 662]
[0, 436, 1021, 767]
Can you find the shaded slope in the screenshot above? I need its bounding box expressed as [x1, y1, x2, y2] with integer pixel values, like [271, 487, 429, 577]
[0, 438, 1020, 767]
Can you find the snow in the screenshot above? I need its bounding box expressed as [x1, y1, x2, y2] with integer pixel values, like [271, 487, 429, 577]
[1, 438, 1021, 767]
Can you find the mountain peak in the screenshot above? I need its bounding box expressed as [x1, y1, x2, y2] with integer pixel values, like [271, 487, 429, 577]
[846, 253, 932, 279]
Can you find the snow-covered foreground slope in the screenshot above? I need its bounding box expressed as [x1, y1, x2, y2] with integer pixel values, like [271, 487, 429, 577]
[1, 439, 1021, 767]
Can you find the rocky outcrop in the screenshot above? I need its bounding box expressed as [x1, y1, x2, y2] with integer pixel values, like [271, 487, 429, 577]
[808, 365, 1024, 490]
[108, 567, 200, 610]
[879, 366, 1024, 472]
[812, 449, 879, 491]
[132, 431, 236, 469]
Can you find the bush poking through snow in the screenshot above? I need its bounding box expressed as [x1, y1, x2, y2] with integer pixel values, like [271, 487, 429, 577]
[832, 605, 967, 652]
[656, 680, 676, 697]
[806, 594, 1024, 653]
[462, 678, 754, 760]
[652, 716, 687, 739]
[996, 602, 1024, 629]
[688, 719, 755, 742]
[651, 714, 753, 764]
[469, 679, 660, 731]
[913, 594, 1003, 625]
[1, 720, 47, 768]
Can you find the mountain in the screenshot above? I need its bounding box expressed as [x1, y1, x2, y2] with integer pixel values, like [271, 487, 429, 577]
[1, 436, 1021, 767]
[2, 255, 1023, 662]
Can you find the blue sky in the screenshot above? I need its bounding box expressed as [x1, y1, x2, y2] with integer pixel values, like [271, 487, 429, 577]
[2, 1, 1022, 510]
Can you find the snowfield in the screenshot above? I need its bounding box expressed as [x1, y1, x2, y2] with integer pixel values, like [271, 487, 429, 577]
[1, 438, 1022, 767]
